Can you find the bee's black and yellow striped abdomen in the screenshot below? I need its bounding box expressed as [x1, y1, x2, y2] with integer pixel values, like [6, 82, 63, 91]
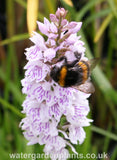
[50, 53, 92, 88]
[78, 61, 89, 83]
[58, 61, 89, 87]
[58, 66, 67, 87]
[50, 54, 98, 93]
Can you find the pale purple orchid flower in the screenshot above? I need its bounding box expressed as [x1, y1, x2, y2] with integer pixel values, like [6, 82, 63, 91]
[20, 8, 93, 159]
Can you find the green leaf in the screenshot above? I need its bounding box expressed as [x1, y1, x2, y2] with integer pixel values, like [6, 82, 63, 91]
[91, 125, 117, 141]
[0, 33, 29, 46]
[94, 13, 113, 42]
[84, 9, 111, 27]
[45, 0, 56, 14]
[0, 97, 24, 118]
[0, 68, 24, 104]
[107, 0, 117, 18]
[75, 0, 105, 21]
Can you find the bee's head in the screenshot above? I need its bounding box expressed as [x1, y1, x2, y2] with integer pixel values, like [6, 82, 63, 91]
[50, 66, 60, 82]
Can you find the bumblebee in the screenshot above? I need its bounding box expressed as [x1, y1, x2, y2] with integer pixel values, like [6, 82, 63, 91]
[50, 52, 99, 93]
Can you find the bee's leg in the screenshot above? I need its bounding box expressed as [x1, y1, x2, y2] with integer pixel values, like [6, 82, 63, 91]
[74, 51, 81, 61]
[65, 52, 81, 68]
[57, 56, 67, 63]
[66, 59, 79, 68]
[57, 56, 78, 68]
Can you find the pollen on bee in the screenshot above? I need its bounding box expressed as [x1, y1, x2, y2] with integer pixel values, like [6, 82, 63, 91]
[58, 66, 67, 87]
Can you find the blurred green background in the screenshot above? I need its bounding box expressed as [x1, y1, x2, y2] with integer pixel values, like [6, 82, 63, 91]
[0, 0, 117, 159]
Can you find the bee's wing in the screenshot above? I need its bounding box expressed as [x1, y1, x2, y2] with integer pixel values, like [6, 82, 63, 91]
[88, 58, 100, 72]
[72, 81, 95, 94]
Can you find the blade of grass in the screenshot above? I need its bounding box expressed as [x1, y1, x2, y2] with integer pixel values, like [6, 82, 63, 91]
[5, 0, 22, 106]
[91, 125, 117, 141]
[5, 0, 15, 101]
[103, 123, 112, 153]
[75, 0, 105, 21]
[0, 36, 6, 62]
[0, 68, 24, 104]
[84, 8, 111, 27]
[3, 111, 12, 138]
[0, 33, 29, 46]
[0, 97, 24, 118]
[13, 119, 24, 152]
[45, 0, 56, 14]
[106, 19, 117, 78]
[107, 0, 117, 18]
[94, 13, 113, 42]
